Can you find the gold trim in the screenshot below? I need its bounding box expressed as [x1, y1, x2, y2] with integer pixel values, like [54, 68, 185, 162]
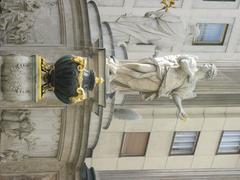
[69, 56, 87, 103]
[69, 56, 105, 103]
[161, 0, 175, 11]
[36, 55, 42, 102]
[41, 57, 54, 73]
[73, 56, 87, 69]
[95, 77, 104, 85]
[180, 116, 188, 122]
[41, 57, 54, 97]
[70, 87, 86, 103]
[34, 55, 55, 101]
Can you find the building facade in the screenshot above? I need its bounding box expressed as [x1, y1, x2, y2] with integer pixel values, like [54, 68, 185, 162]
[85, 0, 240, 179]
[0, 0, 240, 179]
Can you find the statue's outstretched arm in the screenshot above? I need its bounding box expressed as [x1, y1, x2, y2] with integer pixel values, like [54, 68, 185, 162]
[144, 9, 165, 18]
[172, 94, 187, 121]
[179, 59, 195, 83]
[115, 13, 127, 22]
[179, 59, 193, 76]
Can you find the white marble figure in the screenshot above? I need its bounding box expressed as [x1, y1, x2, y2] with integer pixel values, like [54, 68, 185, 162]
[108, 7, 187, 51]
[107, 55, 217, 120]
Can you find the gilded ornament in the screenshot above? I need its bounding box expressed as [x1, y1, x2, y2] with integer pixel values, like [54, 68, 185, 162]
[70, 87, 86, 103]
[161, 0, 175, 11]
[95, 77, 104, 85]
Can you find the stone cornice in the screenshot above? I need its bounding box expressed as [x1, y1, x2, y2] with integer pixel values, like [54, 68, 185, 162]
[97, 169, 240, 180]
[121, 94, 240, 107]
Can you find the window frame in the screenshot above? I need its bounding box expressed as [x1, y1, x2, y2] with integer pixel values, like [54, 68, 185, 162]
[169, 131, 200, 156]
[192, 0, 239, 9]
[203, 0, 235, 2]
[192, 23, 229, 46]
[119, 132, 150, 157]
[216, 130, 240, 155]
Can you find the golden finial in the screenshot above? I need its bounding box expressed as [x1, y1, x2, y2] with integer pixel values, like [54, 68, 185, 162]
[161, 0, 175, 11]
[180, 116, 188, 122]
[70, 56, 104, 103]
[95, 77, 104, 85]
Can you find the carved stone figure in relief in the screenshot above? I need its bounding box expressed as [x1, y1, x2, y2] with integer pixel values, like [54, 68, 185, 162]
[1, 55, 34, 101]
[108, 7, 187, 51]
[0, 150, 28, 163]
[107, 55, 217, 120]
[0, 110, 34, 139]
[23, 0, 41, 12]
[0, 174, 57, 179]
[0, 0, 40, 45]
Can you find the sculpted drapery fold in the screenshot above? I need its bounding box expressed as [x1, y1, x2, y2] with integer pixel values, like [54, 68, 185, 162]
[108, 9, 186, 50]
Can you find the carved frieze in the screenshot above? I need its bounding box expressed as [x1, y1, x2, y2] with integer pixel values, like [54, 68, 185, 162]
[0, 108, 62, 162]
[0, 109, 32, 163]
[1, 55, 34, 102]
[0, 150, 28, 163]
[0, 174, 57, 180]
[0, 0, 40, 45]
[0, 0, 62, 45]
[0, 110, 34, 140]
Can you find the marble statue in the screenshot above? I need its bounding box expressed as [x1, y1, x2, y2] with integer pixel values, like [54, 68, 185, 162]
[107, 55, 217, 120]
[108, 8, 187, 50]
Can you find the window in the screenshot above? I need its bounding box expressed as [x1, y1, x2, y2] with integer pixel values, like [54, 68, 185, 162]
[203, 0, 235, 1]
[120, 132, 150, 157]
[170, 131, 199, 155]
[217, 131, 240, 154]
[193, 0, 239, 9]
[193, 23, 228, 45]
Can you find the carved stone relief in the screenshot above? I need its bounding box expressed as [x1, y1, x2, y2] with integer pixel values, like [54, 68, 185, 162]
[0, 0, 61, 45]
[0, 0, 40, 44]
[1, 55, 34, 102]
[0, 110, 34, 140]
[0, 149, 28, 163]
[0, 109, 32, 163]
[0, 174, 57, 180]
[0, 108, 62, 163]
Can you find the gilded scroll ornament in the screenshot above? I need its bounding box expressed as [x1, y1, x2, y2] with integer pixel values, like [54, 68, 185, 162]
[161, 0, 175, 12]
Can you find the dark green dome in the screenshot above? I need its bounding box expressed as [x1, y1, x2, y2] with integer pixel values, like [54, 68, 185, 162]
[49, 55, 95, 104]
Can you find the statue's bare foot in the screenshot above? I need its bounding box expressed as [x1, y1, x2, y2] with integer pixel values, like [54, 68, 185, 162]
[109, 56, 119, 65]
[107, 56, 118, 75]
